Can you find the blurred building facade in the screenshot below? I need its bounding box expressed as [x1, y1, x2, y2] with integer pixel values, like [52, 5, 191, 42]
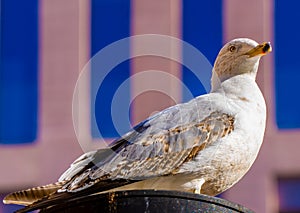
[0, 0, 300, 212]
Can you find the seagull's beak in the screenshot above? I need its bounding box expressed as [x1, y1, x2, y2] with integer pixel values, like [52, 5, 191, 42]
[245, 42, 272, 58]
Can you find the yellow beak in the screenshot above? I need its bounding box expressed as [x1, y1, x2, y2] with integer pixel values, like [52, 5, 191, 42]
[245, 42, 272, 57]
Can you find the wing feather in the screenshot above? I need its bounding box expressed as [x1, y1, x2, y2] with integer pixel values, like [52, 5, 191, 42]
[64, 110, 234, 191]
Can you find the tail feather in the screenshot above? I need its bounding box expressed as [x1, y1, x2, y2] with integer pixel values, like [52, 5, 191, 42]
[14, 179, 135, 213]
[3, 182, 65, 206]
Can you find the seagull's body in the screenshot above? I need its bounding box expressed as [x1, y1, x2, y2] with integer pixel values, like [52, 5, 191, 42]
[96, 73, 266, 195]
[3, 38, 271, 212]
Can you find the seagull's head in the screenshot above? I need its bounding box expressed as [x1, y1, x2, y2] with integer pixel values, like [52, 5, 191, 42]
[211, 38, 271, 91]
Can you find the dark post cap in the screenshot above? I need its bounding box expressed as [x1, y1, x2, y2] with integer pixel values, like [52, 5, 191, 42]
[40, 190, 255, 213]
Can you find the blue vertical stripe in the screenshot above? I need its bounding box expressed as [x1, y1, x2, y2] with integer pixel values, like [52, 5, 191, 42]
[278, 177, 300, 211]
[275, 0, 300, 129]
[0, 0, 38, 144]
[182, 0, 222, 101]
[91, 0, 131, 138]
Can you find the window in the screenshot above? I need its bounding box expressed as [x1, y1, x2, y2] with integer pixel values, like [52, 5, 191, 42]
[275, 0, 300, 129]
[182, 1, 223, 101]
[278, 176, 300, 213]
[91, 0, 131, 138]
[0, 0, 39, 144]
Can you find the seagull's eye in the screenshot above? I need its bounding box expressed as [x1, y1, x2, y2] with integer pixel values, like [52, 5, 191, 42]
[229, 45, 236, 52]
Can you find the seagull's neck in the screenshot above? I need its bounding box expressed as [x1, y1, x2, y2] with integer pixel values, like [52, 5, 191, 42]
[210, 70, 258, 93]
[210, 71, 258, 94]
[210, 69, 221, 92]
[211, 59, 260, 93]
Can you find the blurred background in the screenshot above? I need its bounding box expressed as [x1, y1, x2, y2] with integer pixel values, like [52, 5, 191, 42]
[0, 0, 299, 212]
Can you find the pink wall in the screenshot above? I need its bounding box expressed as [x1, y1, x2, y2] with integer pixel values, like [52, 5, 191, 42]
[131, 0, 182, 125]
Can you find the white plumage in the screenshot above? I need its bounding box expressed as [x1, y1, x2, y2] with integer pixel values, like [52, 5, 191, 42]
[3, 38, 271, 212]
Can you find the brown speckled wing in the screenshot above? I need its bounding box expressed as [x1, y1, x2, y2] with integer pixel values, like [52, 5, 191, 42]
[14, 111, 235, 213]
[64, 111, 234, 192]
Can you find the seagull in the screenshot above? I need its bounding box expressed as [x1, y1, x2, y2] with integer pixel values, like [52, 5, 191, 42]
[3, 38, 271, 212]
